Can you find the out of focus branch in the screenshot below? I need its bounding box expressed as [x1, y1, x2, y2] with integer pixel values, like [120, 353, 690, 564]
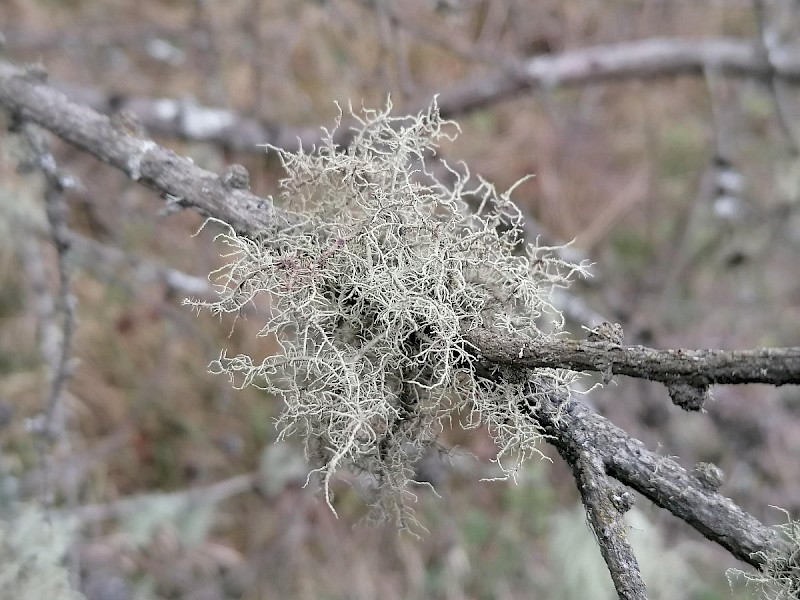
[57, 82, 333, 153]
[752, 0, 800, 155]
[48, 37, 800, 153]
[65, 231, 216, 299]
[437, 37, 800, 115]
[62, 472, 257, 525]
[18, 122, 78, 441]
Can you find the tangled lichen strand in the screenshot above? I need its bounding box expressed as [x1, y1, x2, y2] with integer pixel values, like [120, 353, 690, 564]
[190, 100, 589, 524]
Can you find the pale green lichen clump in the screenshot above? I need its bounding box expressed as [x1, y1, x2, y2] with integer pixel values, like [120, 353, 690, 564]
[190, 100, 589, 526]
[0, 505, 84, 600]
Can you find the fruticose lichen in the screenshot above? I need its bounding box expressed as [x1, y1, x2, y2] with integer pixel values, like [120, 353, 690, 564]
[0, 505, 84, 600]
[189, 100, 589, 526]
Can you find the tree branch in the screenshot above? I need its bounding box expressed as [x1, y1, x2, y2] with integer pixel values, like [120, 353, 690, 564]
[533, 388, 789, 572]
[60, 472, 257, 526]
[437, 37, 800, 116]
[547, 389, 646, 599]
[64, 231, 216, 299]
[45, 38, 800, 154]
[467, 328, 800, 388]
[0, 61, 299, 238]
[18, 122, 78, 441]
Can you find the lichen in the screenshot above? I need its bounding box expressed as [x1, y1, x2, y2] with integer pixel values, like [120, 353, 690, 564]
[0, 504, 84, 600]
[189, 99, 589, 526]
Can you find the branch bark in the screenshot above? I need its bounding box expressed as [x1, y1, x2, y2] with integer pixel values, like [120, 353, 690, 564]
[44, 38, 800, 154]
[0, 61, 299, 238]
[467, 328, 800, 387]
[546, 387, 647, 599]
[437, 37, 800, 116]
[533, 389, 789, 571]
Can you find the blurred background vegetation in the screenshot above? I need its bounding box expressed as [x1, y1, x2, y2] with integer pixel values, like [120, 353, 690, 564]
[0, 1, 799, 598]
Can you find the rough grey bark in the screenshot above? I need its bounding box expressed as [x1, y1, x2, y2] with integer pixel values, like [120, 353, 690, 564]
[544, 384, 647, 599]
[528, 389, 788, 570]
[467, 328, 800, 387]
[0, 62, 299, 238]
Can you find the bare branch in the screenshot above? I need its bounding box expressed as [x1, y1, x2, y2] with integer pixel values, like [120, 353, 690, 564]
[45, 37, 800, 154]
[60, 472, 257, 526]
[436, 37, 800, 116]
[18, 428, 132, 498]
[64, 231, 216, 299]
[752, 0, 800, 156]
[549, 398, 646, 599]
[0, 61, 299, 238]
[18, 122, 78, 441]
[16, 115, 83, 587]
[467, 328, 800, 388]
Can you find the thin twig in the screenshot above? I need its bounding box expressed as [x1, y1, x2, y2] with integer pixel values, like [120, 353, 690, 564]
[752, 0, 800, 156]
[60, 472, 257, 526]
[19, 123, 78, 440]
[17, 118, 82, 588]
[64, 231, 216, 299]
